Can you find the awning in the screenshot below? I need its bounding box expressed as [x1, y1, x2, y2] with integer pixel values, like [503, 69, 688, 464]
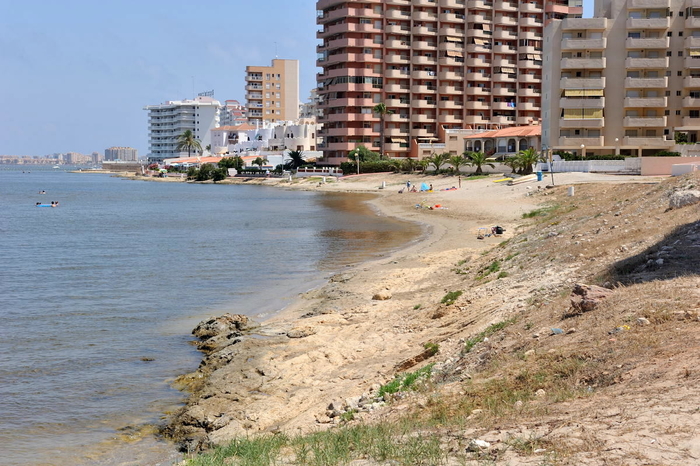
[690, 50, 700, 57]
[564, 89, 585, 97]
[445, 36, 462, 43]
[473, 38, 488, 45]
[446, 50, 464, 57]
[499, 67, 516, 74]
[391, 137, 407, 143]
[563, 89, 604, 97]
[482, 24, 492, 31]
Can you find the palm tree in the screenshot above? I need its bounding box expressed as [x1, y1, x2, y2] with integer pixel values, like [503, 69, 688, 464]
[427, 152, 451, 173]
[373, 103, 393, 159]
[175, 130, 202, 157]
[515, 147, 540, 175]
[205, 144, 212, 155]
[464, 151, 495, 175]
[284, 150, 305, 170]
[253, 156, 268, 170]
[449, 155, 469, 174]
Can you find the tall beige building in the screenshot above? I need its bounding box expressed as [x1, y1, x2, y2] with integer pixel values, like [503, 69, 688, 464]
[316, 0, 582, 165]
[544, 0, 700, 157]
[245, 59, 300, 124]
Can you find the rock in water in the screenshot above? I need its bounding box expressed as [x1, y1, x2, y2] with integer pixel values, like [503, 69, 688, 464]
[193, 314, 251, 340]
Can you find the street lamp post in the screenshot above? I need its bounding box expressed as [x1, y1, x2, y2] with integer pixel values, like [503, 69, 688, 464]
[580, 143, 586, 159]
[614, 137, 620, 156]
[543, 144, 554, 186]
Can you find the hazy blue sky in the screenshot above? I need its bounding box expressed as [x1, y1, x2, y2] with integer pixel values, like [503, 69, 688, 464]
[0, 0, 593, 157]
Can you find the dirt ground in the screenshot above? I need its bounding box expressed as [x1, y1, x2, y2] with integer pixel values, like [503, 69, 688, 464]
[167, 171, 700, 465]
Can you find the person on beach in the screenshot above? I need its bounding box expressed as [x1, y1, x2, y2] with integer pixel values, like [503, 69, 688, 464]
[429, 184, 433, 192]
[407, 180, 411, 189]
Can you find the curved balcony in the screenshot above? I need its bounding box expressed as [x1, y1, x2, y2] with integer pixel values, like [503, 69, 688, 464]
[561, 57, 606, 69]
[385, 24, 411, 34]
[439, 114, 462, 124]
[495, 0, 517, 11]
[439, 85, 465, 94]
[413, 11, 438, 21]
[384, 84, 410, 93]
[519, 73, 541, 83]
[463, 115, 489, 125]
[519, 17, 543, 28]
[465, 86, 492, 96]
[557, 136, 604, 147]
[495, 15, 518, 26]
[385, 113, 410, 122]
[519, 102, 540, 111]
[412, 55, 438, 65]
[465, 72, 491, 81]
[493, 28, 517, 40]
[411, 84, 437, 93]
[385, 39, 411, 49]
[518, 88, 542, 97]
[492, 87, 517, 96]
[439, 70, 464, 80]
[385, 98, 410, 108]
[385, 69, 410, 79]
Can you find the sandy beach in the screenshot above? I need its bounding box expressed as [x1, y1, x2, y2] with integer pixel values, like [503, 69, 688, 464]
[163, 170, 674, 451]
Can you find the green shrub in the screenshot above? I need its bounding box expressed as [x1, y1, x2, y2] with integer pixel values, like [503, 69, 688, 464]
[423, 342, 439, 356]
[653, 150, 682, 157]
[440, 290, 462, 305]
[339, 160, 398, 174]
[378, 364, 434, 398]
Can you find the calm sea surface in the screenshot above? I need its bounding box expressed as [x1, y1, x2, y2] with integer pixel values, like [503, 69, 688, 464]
[0, 168, 422, 466]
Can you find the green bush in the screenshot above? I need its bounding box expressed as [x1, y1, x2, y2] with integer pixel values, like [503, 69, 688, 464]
[653, 150, 682, 157]
[378, 364, 434, 398]
[440, 290, 463, 305]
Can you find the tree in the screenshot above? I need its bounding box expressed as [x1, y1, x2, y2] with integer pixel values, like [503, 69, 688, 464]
[464, 151, 495, 175]
[675, 132, 689, 144]
[218, 156, 243, 171]
[449, 155, 469, 174]
[373, 103, 393, 159]
[515, 147, 540, 175]
[400, 157, 418, 173]
[212, 168, 227, 182]
[253, 156, 269, 170]
[284, 150, 305, 170]
[205, 144, 212, 154]
[196, 163, 215, 181]
[348, 145, 380, 174]
[426, 152, 451, 173]
[175, 130, 202, 157]
[417, 159, 430, 172]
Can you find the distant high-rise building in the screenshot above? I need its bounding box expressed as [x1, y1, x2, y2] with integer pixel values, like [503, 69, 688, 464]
[544, 0, 695, 157]
[104, 147, 138, 161]
[245, 59, 300, 124]
[300, 88, 323, 120]
[316, 0, 582, 165]
[144, 96, 221, 161]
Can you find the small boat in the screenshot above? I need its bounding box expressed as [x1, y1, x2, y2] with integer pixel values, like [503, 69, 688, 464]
[53, 165, 60, 169]
[36, 204, 53, 207]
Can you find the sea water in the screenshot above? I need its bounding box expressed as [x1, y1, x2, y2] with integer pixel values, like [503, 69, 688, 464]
[0, 168, 422, 465]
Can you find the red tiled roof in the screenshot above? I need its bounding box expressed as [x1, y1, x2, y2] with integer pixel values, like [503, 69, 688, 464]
[464, 125, 541, 139]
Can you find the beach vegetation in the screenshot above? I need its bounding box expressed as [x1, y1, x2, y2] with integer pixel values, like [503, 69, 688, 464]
[413, 304, 422, 310]
[426, 152, 451, 173]
[463, 318, 517, 353]
[423, 342, 439, 356]
[440, 290, 462, 305]
[463, 151, 495, 175]
[175, 129, 202, 157]
[448, 155, 469, 173]
[378, 363, 435, 399]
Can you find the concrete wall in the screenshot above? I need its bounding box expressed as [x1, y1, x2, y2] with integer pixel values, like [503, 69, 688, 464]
[641, 157, 700, 176]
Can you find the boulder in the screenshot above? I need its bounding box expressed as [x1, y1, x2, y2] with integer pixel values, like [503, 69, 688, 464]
[669, 190, 700, 209]
[372, 290, 392, 300]
[193, 314, 251, 340]
[287, 326, 317, 338]
[569, 284, 613, 313]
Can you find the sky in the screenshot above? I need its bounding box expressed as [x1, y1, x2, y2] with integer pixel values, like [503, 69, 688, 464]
[0, 0, 594, 157]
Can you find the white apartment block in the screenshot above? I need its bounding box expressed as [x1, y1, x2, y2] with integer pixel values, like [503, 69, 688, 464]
[104, 146, 138, 161]
[144, 96, 221, 161]
[210, 119, 321, 155]
[544, 0, 700, 157]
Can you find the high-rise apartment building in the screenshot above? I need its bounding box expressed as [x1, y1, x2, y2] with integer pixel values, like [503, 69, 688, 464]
[544, 0, 700, 157]
[104, 146, 137, 161]
[245, 59, 300, 124]
[316, 0, 582, 165]
[144, 96, 221, 161]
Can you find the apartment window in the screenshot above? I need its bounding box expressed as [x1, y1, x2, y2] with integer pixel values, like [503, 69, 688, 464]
[680, 11, 684, 16]
[677, 90, 682, 96]
[679, 31, 684, 36]
[667, 31, 673, 37]
[664, 110, 670, 115]
[679, 71, 684, 76]
[679, 51, 684, 56]
[691, 91, 700, 97]
[665, 91, 671, 96]
[664, 129, 670, 135]
[678, 110, 684, 115]
[667, 51, 673, 56]
[266, 74, 271, 80]
[691, 110, 700, 118]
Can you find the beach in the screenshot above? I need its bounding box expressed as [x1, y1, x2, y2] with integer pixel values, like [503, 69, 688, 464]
[163, 171, 669, 450]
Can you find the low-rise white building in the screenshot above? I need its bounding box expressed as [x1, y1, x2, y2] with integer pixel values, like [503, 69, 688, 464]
[144, 96, 220, 161]
[211, 119, 321, 156]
